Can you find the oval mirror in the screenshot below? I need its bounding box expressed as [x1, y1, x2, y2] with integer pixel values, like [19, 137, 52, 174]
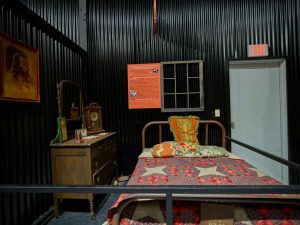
[57, 80, 83, 123]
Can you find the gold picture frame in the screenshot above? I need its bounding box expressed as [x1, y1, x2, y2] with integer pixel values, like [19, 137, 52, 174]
[0, 32, 40, 103]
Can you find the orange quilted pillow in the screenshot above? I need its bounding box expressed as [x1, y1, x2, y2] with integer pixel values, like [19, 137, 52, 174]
[168, 116, 200, 144]
[151, 141, 177, 157]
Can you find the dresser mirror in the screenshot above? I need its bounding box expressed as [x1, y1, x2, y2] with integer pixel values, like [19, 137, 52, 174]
[57, 80, 83, 124]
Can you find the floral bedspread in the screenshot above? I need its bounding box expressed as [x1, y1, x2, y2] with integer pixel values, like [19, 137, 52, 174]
[115, 201, 300, 225]
[128, 155, 279, 186]
[107, 155, 300, 225]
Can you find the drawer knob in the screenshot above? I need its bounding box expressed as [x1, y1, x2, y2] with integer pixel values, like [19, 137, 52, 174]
[97, 177, 100, 183]
[113, 161, 117, 165]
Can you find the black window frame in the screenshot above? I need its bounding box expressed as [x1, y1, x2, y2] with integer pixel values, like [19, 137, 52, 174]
[160, 60, 204, 112]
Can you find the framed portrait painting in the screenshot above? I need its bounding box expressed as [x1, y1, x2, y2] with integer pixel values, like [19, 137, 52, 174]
[0, 32, 40, 103]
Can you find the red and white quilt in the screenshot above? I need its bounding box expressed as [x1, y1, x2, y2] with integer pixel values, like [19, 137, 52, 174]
[107, 151, 300, 225]
[128, 154, 279, 186]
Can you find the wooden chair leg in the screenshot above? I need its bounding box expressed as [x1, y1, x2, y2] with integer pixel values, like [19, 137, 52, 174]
[89, 200, 95, 219]
[53, 198, 59, 218]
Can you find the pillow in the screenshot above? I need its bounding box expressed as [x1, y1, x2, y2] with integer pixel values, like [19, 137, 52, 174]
[175, 142, 201, 156]
[175, 142, 229, 157]
[168, 116, 200, 144]
[151, 141, 178, 157]
[151, 141, 229, 158]
[193, 145, 229, 158]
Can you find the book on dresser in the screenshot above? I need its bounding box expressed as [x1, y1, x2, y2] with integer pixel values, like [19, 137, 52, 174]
[50, 132, 117, 219]
[57, 117, 68, 143]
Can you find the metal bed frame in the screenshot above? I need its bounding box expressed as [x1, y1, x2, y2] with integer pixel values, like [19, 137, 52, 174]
[142, 120, 226, 149]
[1, 120, 300, 224]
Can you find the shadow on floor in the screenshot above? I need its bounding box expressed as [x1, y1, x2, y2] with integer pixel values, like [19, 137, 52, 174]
[47, 194, 120, 225]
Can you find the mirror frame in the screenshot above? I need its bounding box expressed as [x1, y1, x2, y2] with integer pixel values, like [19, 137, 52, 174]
[57, 80, 83, 123]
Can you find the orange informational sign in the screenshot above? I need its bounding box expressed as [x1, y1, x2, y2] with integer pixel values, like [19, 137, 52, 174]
[128, 63, 161, 109]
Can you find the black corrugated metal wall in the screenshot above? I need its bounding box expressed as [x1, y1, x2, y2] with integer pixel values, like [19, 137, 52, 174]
[19, 0, 80, 45]
[0, 1, 86, 225]
[1, 0, 300, 224]
[87, 0, 300, 180]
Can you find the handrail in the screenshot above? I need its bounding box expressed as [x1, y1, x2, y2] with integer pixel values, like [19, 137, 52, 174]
[227, 136, 300, 170]
[1, 184, 300, 195]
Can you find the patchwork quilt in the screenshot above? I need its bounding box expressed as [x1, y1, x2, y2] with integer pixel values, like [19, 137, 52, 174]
[128, 155, 279, 186]
[114, 201, 300, 225]
[107, 150, 299, 225]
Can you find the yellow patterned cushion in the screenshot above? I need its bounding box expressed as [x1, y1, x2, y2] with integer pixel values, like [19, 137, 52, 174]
[168, 116, 200, 144]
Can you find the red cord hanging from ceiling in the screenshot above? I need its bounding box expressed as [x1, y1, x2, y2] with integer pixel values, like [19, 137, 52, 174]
[154, 0, 157, 33]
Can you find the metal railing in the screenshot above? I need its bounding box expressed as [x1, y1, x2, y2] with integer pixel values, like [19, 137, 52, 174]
[227, 137, 300, 170]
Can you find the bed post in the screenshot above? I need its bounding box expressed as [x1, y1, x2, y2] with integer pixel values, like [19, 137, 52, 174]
[205, 124, 209, 145]
[159, 125, 162, 143]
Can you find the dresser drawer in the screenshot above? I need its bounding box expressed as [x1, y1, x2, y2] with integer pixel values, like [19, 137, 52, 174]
[91, 141, 105, 157]
[90, 135, 116, 158]
[90, 141, 108, 164]
[91, 146, 117, 173]
[93, 159, 117, 185]
[105, 135, 116, 148]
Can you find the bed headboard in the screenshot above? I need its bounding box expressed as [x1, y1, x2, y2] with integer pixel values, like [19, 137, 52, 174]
[142, 120, 226, 149]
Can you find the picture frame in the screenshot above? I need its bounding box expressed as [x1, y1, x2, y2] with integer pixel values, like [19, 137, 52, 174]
[0, 32, 40, 103]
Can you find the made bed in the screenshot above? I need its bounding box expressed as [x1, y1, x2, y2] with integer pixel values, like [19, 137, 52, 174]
[107, 119, 300, 225]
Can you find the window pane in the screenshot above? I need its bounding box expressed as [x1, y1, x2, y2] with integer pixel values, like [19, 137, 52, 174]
[176, 94, 187, 108]
[188, 78, 200, 92]
[164, 79, 175, 93]
[189, 93, 201, 107]
[188, 63, 199, 77]
[176, 64, 187, 93]
[164, 95, 175, 109]
[163, 64, 174, 78]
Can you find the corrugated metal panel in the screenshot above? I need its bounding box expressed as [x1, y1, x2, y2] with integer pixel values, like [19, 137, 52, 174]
[18, 0, 80, 44]
[87, 0, 300, 182]
[0, 1, 86, 225]
[1, 0, 299, 224]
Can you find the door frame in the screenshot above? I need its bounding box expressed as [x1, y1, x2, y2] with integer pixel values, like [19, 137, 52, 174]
[227, 57, 289, 184]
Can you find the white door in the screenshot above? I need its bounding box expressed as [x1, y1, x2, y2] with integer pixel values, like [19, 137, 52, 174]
[229, 59, 288, 184]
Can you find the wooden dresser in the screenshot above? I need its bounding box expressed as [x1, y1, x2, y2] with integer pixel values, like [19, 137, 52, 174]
[50, 132, 117, 218]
